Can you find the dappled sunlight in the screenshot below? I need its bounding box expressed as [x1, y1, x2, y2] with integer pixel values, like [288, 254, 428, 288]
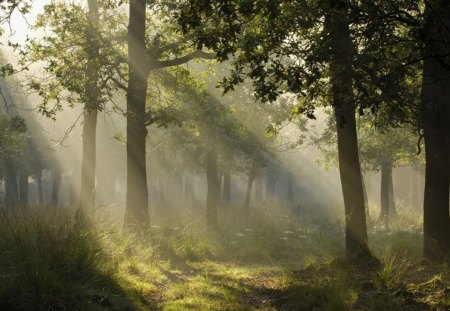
[0, 0, 449, 310]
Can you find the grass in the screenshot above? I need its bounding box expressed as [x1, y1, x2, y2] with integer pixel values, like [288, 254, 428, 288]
[0, 205, 448, 310]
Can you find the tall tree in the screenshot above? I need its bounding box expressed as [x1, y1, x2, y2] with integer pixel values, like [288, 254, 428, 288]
[326, 3, 370, 258]
[79, 0, 101, 219]
[421, 1, 450, 260]
[122, 1, 216, 230]
[124, 0, 150, 230]
[179, 0, 378, 259]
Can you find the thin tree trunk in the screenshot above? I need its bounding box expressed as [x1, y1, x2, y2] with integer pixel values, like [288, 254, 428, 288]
[5, 159, 18, 206]
[265, 165, 277, 206]
[19, 169, 28, 206]
[124, 0, 150, 231]
[421, 1, 450, 261]
[286, 173, 294, 204]
[388, 168, 396, 218]
[327, 7, 371, 260]
[255, 175, 263, 205]
[244, 161, 256, 209]
[206, 147, 219, 226]
[222, 151, 233, 208]
[51, 167, 61, 206]
[379, 160, 390, 228]
[37, 169, 43, 205]
[222, 168, 231, 207]
[184, 174, 195, 204]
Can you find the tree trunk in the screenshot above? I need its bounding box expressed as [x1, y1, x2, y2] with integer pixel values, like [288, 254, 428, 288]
[124, 0, 150, 231]
[389, 168, 396, 218]
[78, 0, 100, 221]
[158, 176, 166, 208]
[222, 150, 233, 207]
[37, 169, 43, 205]
[5, 159, 18, 206]
[327, 7, 371, 260]
[19, 169, 29, 206]
[265, 165, 277, 206]
[379, 160, 391, 228]
[206, 147, 219, 226]
[255, 175, 263, 205]
[79, 110, 98, 212]
[421, 1, 450, 260]
[222, 169, 231, 207]
[286, 173, 294, 204]
[51, 167, 61, 206]
[362, 174, 368, 210]
[244, 161, 256, 209]
[184, 174, 195, 204]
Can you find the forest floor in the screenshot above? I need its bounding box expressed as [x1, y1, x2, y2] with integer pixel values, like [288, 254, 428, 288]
[0, 206, 449, 310]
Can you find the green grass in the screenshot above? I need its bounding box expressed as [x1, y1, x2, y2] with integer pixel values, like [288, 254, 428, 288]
[0, 205, 448, 310]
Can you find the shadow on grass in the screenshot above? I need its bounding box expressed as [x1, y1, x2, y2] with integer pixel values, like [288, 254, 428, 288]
[0, 207, 158, 311]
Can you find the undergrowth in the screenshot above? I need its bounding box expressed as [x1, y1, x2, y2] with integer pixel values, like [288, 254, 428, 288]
[0, 205, 447, 310]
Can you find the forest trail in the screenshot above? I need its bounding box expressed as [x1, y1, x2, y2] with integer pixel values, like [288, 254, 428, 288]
[139, 259, 449, 310]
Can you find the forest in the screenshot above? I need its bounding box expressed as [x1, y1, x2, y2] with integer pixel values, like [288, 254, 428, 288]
[0, 0, 449, 310]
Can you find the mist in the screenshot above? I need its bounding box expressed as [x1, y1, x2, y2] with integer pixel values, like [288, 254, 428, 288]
[0, 1, 448, 310]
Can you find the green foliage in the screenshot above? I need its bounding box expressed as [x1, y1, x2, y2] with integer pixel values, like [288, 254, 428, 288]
[17, 0, 126, 118]
[0, 114, 27, 162]
[314, 110, 424, 172]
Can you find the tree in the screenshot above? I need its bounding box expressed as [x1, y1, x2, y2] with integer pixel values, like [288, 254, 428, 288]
[123, 1, 216, 231]
[315, 110, 424, 229]
[19, 0, 126, 215]
[179, 0, 379, 259]
[0, 114, 27, 205]
[420, 1, 450, 260]
[78, 0, 101, 219]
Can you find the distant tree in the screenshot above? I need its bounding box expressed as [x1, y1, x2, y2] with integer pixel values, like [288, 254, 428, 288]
[19, 0, 126, 217]
[315, 110, 423, 229]
[179, 0, 377, 259]
[0, 114, 27, 205]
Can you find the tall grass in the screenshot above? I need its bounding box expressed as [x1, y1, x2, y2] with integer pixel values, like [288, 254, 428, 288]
[0, 207, 141, 310]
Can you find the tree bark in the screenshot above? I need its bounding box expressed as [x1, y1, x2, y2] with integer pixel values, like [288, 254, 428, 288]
[362, 174, 368, 210]
[124, 0, 150, 231]
[37, 169, 43, 205]
[422, 1, 450, 258]
[388, 168, 396, 218]
[327, 7, 371, 260]
[19, 169, 29, 206]
[222, 168, 231, 207]
[158, 176, 166, 208]
[265, 165, 277, 206]
[206, 147, 219, 226]
[51, 167, 61, 206]
[222, 151, 233, 208]
[379, 160, 391, 228]
[421, 1, 450, 260]
[244, 161, 256, 209]
[286, 173, 294, 204]
[5, 159, 18, 206]
[78, 0, 100, 221]
[254, 175, 263, 205]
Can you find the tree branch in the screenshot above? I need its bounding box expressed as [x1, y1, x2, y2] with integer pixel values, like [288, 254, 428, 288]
[152, 50, 216, 69]
[155, 34, 194, 54]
